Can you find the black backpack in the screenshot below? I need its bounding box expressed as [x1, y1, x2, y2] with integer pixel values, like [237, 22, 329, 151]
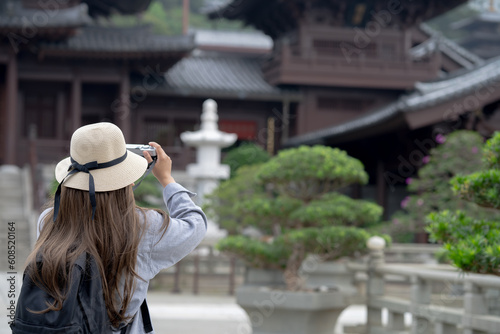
[10, 252, 153, 334]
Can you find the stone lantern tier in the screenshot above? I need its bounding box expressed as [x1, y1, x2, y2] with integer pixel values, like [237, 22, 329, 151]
[180, 99, 237, 180]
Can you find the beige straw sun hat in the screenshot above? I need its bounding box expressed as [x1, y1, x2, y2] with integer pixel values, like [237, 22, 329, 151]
[55, 122, 148, 192]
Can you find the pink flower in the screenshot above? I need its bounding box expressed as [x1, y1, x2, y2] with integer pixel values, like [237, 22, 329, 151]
[435, 134, 446, 144]
[471, 146, 478, 154]
[417, 199, 424, 207]
[406, 178, 412, 185]
[422, 156, 430, 164]
[393, 219, 400, 225]
[401, 196, 410, 209]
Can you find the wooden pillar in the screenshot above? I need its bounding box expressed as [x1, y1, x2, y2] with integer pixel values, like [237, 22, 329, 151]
[266, 117, 275, 155]
[56, 91, 65, 139]
[281, 97, 290, 144]
[171, 261, 182, 294]
[71, 72, 81, 132]
[182, 0, 190, 35]
[376, 159, 387, 219]
[28, 125, 39, 210]
[117, 66, 131, 141]
[296, 94, 308, 135]
[193, 252, 200, 295]
[5, 49, 18, 165]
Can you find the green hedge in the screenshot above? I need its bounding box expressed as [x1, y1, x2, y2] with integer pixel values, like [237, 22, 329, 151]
[290, 193, 382, 228]
[257, 146, 368, 200]
[427, 210, 500, 275]
[452, 170, 500, 209]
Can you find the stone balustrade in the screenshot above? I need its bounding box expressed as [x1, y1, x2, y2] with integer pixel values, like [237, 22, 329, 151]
[347, 239, 500, 334]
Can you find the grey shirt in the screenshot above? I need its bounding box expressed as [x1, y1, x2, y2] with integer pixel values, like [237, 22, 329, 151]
[37, 183, 208, 333]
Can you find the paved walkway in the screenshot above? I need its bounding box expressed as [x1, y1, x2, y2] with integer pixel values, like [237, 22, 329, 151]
[0, 272, 368, 334]
[146, 293, 368, 334]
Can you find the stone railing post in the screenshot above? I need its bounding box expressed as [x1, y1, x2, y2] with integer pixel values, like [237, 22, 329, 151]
[410, 276, 432, 334]
[463, 280, 489, 334]
[366, 236, 386, 334]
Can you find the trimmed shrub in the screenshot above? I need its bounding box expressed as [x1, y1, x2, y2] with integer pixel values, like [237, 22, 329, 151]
[209, 145, 389, 290]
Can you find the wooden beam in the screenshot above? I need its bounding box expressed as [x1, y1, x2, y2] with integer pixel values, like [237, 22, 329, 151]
[405, 87, 500, 130]
[18, 70, 73, 81]
[18, 67, 121, 83]
[80, 72, 121, 83]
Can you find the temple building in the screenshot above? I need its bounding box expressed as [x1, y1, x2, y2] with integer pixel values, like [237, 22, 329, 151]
[0, 0, 294, 171]
[210, 0, 500, 217]
[451, 9, 500, 59]
[2, 0, 500, 218]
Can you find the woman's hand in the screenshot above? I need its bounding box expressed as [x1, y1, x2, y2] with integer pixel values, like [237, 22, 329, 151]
[143, 142, 176, 187]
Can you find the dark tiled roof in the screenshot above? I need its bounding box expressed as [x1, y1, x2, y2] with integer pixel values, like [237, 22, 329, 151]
[414, 23, 484, 69]
[0, 3, 91, 31]
[159, 55, 300, 101]
[451, 11, 500, 30]
[407, 56, 500, 110]
[286, 56, 500, 146]
[40, 25, 195, 57]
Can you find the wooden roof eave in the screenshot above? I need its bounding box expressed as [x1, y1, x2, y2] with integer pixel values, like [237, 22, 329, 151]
[324, 113, 407, 147]
[404, 87, 500, 130]
[37, 49, 192, 61]
[0, 26, 80, 39]
[147, 87, 302, 103]
[286, 56, 500, 147]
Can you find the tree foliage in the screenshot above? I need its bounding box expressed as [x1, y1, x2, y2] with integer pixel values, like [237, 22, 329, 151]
[257, 146, 368, 202]
[386, 130, 491, 242]
[207, 145, 389, 290]
[427, 132, 500, 276]
[109, 0, 247, 35]
[222, 142, 270, 178]
[204, 164, 263, 235]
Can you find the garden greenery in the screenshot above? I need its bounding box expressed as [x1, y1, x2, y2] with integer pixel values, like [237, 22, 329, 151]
[207, 145, 389, 290]
[427, 132, 500, 276]
[386, 130, 491, 242]
[222, 142, 270, 178]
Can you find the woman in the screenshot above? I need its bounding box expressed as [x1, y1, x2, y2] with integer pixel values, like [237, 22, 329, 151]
[27, 122, 207, 333]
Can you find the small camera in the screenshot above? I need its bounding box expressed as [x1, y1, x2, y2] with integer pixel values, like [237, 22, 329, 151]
[126, 144, 157, 158]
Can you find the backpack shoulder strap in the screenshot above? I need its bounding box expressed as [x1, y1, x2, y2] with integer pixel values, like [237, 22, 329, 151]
[140, 300, 153, 333]
[120, 299, 153, 334]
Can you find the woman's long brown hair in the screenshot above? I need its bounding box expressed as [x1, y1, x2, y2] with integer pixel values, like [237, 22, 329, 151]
[26, 184, 169, 328]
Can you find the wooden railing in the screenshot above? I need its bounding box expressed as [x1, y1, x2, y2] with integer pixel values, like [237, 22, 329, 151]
[151, 245, 246, 295]
[262, 43, 441, 88]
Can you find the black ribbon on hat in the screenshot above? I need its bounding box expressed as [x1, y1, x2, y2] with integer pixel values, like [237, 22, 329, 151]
[53, 151, 128, 222]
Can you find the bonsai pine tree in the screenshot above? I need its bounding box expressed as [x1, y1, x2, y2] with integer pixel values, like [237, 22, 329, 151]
[427, 132, 500, 275]
[208, 145, 389, 291]
[222, 142, 270, 178]
[388, 130, 492, 242]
